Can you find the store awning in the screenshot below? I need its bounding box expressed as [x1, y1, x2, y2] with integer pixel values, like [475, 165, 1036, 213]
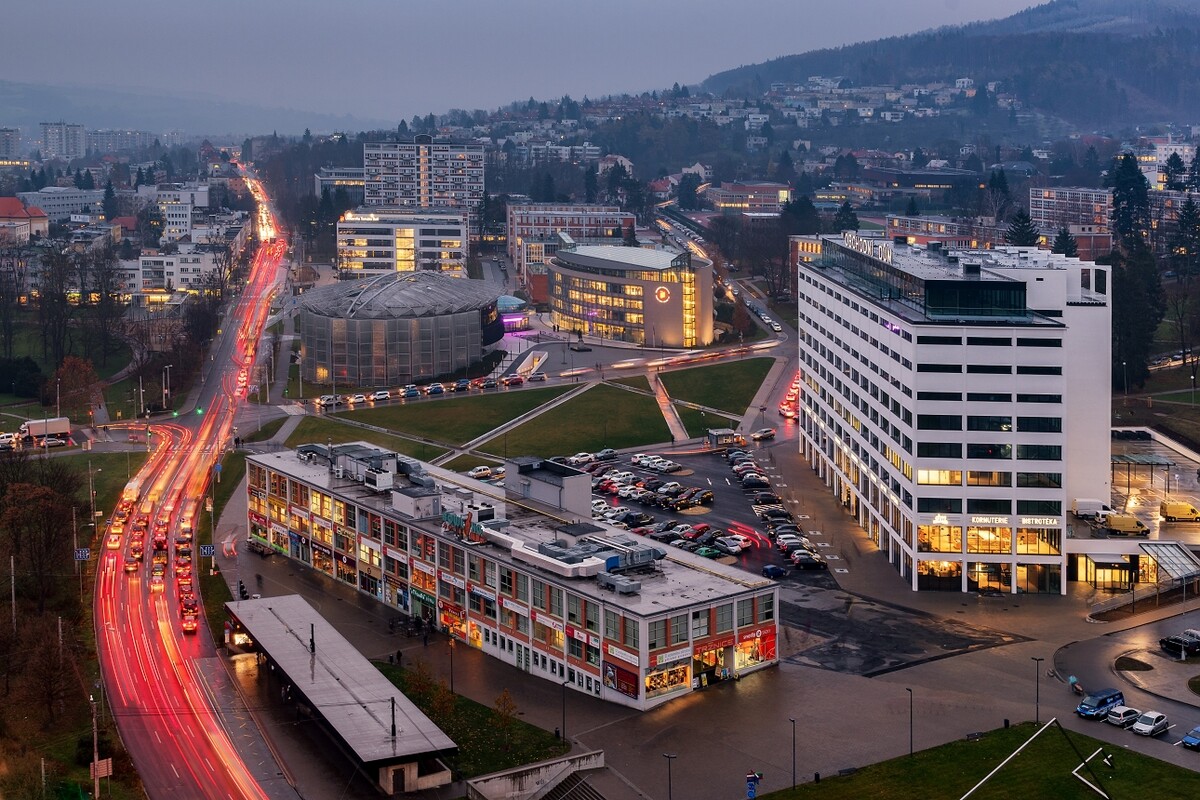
[1139, 542, 1200, 580]
[1086, 553, 1131, 567]
[1110, 454, 1174, 466]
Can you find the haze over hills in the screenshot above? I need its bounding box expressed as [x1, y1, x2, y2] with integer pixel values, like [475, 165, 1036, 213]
[700, 0, 1200, 127]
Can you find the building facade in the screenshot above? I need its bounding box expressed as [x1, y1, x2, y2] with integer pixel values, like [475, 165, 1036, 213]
[705, 181, 793, 215]
[795, 232, 1111, 594]
[506, 204, 634, 299]
[16, 187, 104, 221]
[363, 136, 484, 226]
[86, 129, 155, 154]
[314, 166, 366, 206]
[39, 122, 86, 161]
[1028, 187, 1112, 233]
[0, 128, 20, 159]
[548, 243, 713, 348]
[245, 444, 779, 710]
[336, 208, 467, 277]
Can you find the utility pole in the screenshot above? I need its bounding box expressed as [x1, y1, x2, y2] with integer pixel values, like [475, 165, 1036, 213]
[91, 694, 100, 799]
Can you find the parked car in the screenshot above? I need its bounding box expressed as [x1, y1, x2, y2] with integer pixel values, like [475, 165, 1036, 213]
[1105, 706, 1141, 728]
[403, 386, 421, 398]
[467, 466, 492, 479]
[452, 379, 471, 393]
[1181, 725, 1200, 750]
[568, 452, 595, 466]
[1131, 711, 1169, 736]
[790, 551, 828, 570]
[425, 383, 445, 395]
[715, 537, 744, 555]
[347, 394, 367, 405]
[1160, 635, 1200, 657]
[752, 492, 783, 505]
[501, 374, 525, 387]
[527, 372, 547, 382]
[762, 564, 788, 578]
[595, 448, 618, 461]
[751, 428, 777, 441]
[694, 546, 722, 559]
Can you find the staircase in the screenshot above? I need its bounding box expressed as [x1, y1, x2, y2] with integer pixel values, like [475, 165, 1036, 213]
[538, 773, 606, 800]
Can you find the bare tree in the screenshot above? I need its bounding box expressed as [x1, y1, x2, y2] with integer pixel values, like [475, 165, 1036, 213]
[36, 248, 74, 369]
[0, 484, 73, 614]
[87, 243, 126, 368]
[25, 614, 74, 727]
[0, 241, 33, 358]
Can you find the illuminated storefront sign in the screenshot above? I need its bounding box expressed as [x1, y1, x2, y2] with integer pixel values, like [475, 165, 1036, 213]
[654, 286, 671, 303]
[605, 643, 639, 667]
[603, 661, 640, 699]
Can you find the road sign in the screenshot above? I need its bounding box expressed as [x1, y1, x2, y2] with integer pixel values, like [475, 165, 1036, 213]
[90, 757, 113, 779]
[199, 544, 216, 558]
[214, 463, 222, 473]
[74, 548, 90, 562]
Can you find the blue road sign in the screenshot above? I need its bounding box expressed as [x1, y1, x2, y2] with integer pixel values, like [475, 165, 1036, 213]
[199, 544, 216, 558]
[74, 548, 90, 562]
[214, 463, 223, 473]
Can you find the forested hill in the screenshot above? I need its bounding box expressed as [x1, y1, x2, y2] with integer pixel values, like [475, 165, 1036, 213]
[700, 0, 1200, 126]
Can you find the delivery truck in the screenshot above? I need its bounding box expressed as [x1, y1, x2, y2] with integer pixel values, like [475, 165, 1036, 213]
[1071, 498, 1113, 519]
[19, 417, 71, 439]
[1160, 501, 1200, 522]
[1105, 514, 1149, 537]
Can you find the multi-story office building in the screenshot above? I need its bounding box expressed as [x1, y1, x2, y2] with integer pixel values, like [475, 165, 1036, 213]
[86, 129, 155, 154]
[313, 166, 366, 205]
[794, 232, 1112, 594]
[1150, 188, 1200, 257]
[16, 186, 104, 221]
[506, 203, 634, 299]
[1028, 187, 1112, 232]
[336, 207, 467, 276]
[363, 136, 484, 228]
[39, 122, 86, 161]
[245, 444, 778, 710]
[548, 242, 713, 348]
[0, 128, 20, 159]
[705, 181, 793, 215]
[139, 243, 222, 292]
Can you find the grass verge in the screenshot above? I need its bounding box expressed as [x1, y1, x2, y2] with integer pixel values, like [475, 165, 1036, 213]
[479, 383, 670, 457]
[1114, 656, 1153, 671]
[761, 722, 1200, 799]
[677, 405, 738, 438]
[284, 416, 448, 461]
[336, 386, 572, 445]
[659, 358, 774, 416]
[441, 454, 502, 473]
[611, 375, 653, 391]
[375, 661, 568, 779]
[200, 452, 246, 644]
[244, 417, 287, 443]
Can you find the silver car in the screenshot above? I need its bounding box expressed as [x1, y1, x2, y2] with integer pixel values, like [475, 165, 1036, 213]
[1131, 711, 1169, 736]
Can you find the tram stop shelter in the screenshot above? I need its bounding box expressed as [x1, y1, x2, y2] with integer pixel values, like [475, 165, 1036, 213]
[225, 594, 456, 794]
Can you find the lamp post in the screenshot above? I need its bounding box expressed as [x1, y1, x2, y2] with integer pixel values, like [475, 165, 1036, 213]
[561, 680, 568, 741]
[56, 377, 60, 419]
[789, 716, 796, 789]
[662, 753, 677, 800]
[447, 637, 455, 693]
[1031, 657, 1044, 724]
[163, 364, 173, 411]
[1122, 360, 1128, 401]
[88, 461, 101, 525]
[905, 687, 913, 756]
[1192, 373, 1195, 407]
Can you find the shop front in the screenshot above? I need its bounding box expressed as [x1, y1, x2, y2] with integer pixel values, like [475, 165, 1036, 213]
[645, 647, 691, 700]
[438, 599, 466, 640]
[385, 576, 408, 612]
[268, 522, 290, 553]
[734, 626, 777, 672]
[692, 634, 736, 685]
[288, 531, 311, 564]
[311, 541, 334, 577]
[410, 587, 436, 623]
[334, 553, 356, 585]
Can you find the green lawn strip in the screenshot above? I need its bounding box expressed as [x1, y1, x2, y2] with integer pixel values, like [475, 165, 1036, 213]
[658, 358, 774, 416]
[441, 454, 502, 472]
[340, 386, 572, 445]
[1153, 389, 1200, 405]
[479, 383, 670, 458]
[1189, 675, 1200, 697]
[676, 405, 738, 438]
[199, 452, 246, 644]
[284, 416, 448, 461]
[375, 661, 568, 779]
[761, 722, 1196, 799]
[244, 417, 287, 443]
[610, 375, 653, 391]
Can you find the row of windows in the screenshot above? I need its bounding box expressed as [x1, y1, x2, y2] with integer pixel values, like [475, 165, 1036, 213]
[916, 335, 1062, 348]
[916, 498, 1063, 514]
[917, 442, 1062, 460]
[916, 363, 1064, 375]
[916, 470, 1063, 488]
[916, 415, 1062, 433]
[916, 392, 1062, 404]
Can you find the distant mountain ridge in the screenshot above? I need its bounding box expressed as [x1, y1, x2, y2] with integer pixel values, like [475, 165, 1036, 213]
[700, 0, 1200, 126]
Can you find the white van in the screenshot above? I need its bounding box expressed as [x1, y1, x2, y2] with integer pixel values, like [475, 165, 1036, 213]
[1072, 498, 1113, 519]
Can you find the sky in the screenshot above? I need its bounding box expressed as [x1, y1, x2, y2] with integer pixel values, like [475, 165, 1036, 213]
[4, 0, 1038, 126]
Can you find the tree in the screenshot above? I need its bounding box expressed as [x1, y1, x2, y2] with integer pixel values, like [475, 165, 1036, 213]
[1005, 208, 1040, 246]
[982, 169, 1012, 223]
[1051, 227, 1078, 257]
[904, 196, 920, 217]
[780, 196, 822, 235]
[26, 615, 75, 726]
[1189, 146, 1200, 191]
[1106, 153, 1150, 252]
[963, 153, 983, 173]
[1165, 152, 1187, 191]
[494, 688, 518, 749]
[583, 164, 598, 204]
[36, 249, 74, 369]
[677, 173, 702, 210]
[911, 148, 929, 169]
[0, 484, 74, 614]
[771, 150, 795, 185]
[52, 356, 102, 422]
[1171, 196, 1200, 283]
[102, 180, 117, 221]
[80, 170, 94, 190]
[832, 201, 859, 232]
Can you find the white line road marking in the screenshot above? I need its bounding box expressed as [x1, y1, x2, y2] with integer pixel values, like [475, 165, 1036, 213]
[835, 568, 849, 573]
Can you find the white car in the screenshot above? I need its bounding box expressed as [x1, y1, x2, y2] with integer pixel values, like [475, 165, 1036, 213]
[771, 322, 783, 332]
[1131, 711, 1169, 736]
[466, 466, 492, 480]
[727, 533, 753, 549]
[630, 453, 651, 465]
[348, 394, 367, 405]
[603, 506, 630, 520]
[654, 460, 680, 473]
[715, 537, 744, 554]
[591, 499, 610, 512]
[568, 452, 595, 466]
[641, 456, 668, 470]
[370, 390, 390, 401]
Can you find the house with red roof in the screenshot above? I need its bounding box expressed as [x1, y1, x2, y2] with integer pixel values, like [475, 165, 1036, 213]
[0, 197, 49, 243]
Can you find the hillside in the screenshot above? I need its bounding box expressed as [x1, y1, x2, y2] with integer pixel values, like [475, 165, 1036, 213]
[700, 0, 1200, 126]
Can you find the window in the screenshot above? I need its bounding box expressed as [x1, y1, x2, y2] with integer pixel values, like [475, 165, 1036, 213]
[1017, 472, 1062, 488]
[968, 416, 1012, 432]
[917, 335, 962, 345]
[918, 415, 962, 430]
[530, 578, 546, 610]
[1017, 500, 1062, 515]
[968, 443, 1011, 460]
[967, 393, 1011, 402]
[967, 471, 1012, 486]
[515, 574, 528, 602]
[715, 603, 733, 633]
[604, 610, 619, 640]
[691, 609, 709, 638]
[1017, 417, 1062, 433]
[648, 619, 667, 649]
[917, 391, 962, 401]
[1017, 365, 1062, 375]
[669, 614, 688, 645]
[1017, 394, 1061, 404]
[917, 497, 962, 513]
[1017, 445, 1062, 461]
[1017, 337, 1061, 347]
[967, 364, 1012, 374]
[759, 595, 775, 622]
[549, 588, 563, 617]
[967, 336, 1010, 346]
[917, 363, 961, 373]
[918, 442, 961, 458]
[568, 638, 583, 659]
[917, 470, 962, 485]
[737, 599, 754, 627]
[567, 594, 581, 624]
[967, 498, 1012, 514]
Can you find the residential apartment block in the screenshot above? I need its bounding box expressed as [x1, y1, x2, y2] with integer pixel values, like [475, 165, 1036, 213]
[314, 166, 366, 205]
[363, 136, 484, 226]
[39, 121, 86, 161]
[705, 181, 793, 215]
[1028, 187, 1112, 232]
[794, 232, 1112, 594]
[16, 186, 104, 221]
[336, 207, 467, 277]
[0, 128, 20, 159]
[245, 444, 778, 710]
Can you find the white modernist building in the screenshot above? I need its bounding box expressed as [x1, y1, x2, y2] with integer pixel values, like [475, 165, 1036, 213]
[39, 122, 86, 161]
[336, 207, 467, 277]
[363, 135, 484, 228]
[137, 183, 210, 243]
[795, 232, 1112, 594]
[16, 186, 104, 222]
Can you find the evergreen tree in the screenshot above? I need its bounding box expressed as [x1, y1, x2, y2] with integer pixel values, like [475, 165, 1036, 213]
[911, 148, 929, 169]
[1111, 243, 1164, 389]
[1106, 153, 1150, 252]
[583, 164, 598, 204]
[73, 169, 84, 189]
[780, 196, 822, 235]
[988, 168, 1010, 198]
[677, 173, 702, 210]
[134, 166, 145, 188]
[1051, 226, 1078, 257]
[80, 170, 94, 190]
[541, 173, 555, 203]
[1004, 208, 1040, 246]
[1165, 152, 1187, 190]
[772, 150, 795, 185]
[963, 153, 983, 173]
[102, 180, 117, 221]
[832, 201, 859, 232]
[1188, 146, 1200, 191]
[905, 196, 920, 217]
[1171, 196, 1200, 281]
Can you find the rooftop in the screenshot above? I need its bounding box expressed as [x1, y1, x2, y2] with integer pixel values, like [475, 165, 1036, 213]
[298, 271, 496, 320]
[556, 245, 686, 272]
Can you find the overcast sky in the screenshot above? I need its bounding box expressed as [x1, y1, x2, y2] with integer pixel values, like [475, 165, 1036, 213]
[5, 0, 1036, 125]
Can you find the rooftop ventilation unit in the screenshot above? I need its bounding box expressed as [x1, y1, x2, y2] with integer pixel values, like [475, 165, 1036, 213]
[596, 572, 641, 595]
[364, 469, 394, 491]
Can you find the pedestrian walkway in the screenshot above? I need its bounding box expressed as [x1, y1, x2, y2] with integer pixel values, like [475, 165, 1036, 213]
[647, 373, 688, 443]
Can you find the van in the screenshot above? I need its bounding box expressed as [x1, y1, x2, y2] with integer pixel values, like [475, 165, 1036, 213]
[1072, 498, 1113, 519]
[1105, 514, 1149, 536]
[1076, 687, 1124, 719]
[1160, 501, 1200, 522]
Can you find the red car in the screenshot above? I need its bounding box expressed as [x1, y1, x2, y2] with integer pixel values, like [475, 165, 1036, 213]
[501, 374, 525, 387]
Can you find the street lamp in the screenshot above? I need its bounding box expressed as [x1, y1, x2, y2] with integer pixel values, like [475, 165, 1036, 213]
[905, 687, 913, 756]
[88, 461, 101, 524]
[163, 364, 173, 410]
[447, 637, 455, 693]
[1031, 657, 1045, 724]
[56, 377, 60, 418]
[561, 680, 569, 741]
[662, 753, 677, 800]
[1122, 360, 1128, 401]
[1192, 372, 1195, 407]
[789, 717, 796, 789]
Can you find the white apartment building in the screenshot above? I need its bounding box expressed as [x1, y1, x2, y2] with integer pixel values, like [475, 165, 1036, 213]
[795, 232, 1112, 594]
[138, 183, 210, 243]
[363, 136, 484, 227]
[17, 186, 104, 221]
[0, 128, 20, 159]
[39, 122, 86, 161]
[139, 243, 222, 292]
[1028, 187, 1112, 232]
[506, 203, 634, 288]
[87, 129, 155, 154]
[336, 207, 467, 277]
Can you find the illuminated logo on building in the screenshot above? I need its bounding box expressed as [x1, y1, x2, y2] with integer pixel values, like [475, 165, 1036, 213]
[654, 286, 671, 303]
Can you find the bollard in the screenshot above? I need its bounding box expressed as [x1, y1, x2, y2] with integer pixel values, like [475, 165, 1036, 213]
[388, 654, 394, 665]
[554, 727, 560, 739]
[814, 773, 820, 784]
[1004, 719, 1009, 728]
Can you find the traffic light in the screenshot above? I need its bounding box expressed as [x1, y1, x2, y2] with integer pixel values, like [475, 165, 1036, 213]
[196, 407, 204, 415]
[172, 410, 178, 417]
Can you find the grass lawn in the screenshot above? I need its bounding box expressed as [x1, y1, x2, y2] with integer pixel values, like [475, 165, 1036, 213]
[340, 386, 572, 445]
[479, 383, 670, 457]
[762, 722, 1198, 799]
[284, 416, 448, 461]
[677, 405, 737, 438]
[441, 453, 502, 472]
[200, 452, 245, 644]
[659, 358, 775, 416]
[611, 375, 653, 391]
[244, 417, 287, 443]
[375, 661, 568, 779]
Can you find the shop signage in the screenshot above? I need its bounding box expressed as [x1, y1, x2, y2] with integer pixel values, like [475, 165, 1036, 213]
[311, 542, 332, 557]
[441, 510, 487, 543]
[931, 513, 950, 525]
[410, 588, 435, 605]
[469, 584, 496, 601]
[384, 575, 404, 589]
[1019, 517, 1060, 527]
[602, 661, 640, 699]
[337, 553, 355, 566]
[312, 514, 330, 527]
[605, 643, 639, 667]
[289, 506, 310, 521]
[249, 488, 266, 500]
[501, 597, 529, 616]
[654, 646, 692, 666]
[843, 230, 894, 265]
[437, 600, 465, 619]
[531, 610, 564, 632]
[269, 522, 289, 537]
[385, 547, 407, 564]
[693, 635, 736, 656]
[412, 560, 436, 576]
[439, 571, 466, 590]
[565, 624, 588, 643]
[654, 286, 671, 303]
[249, 512, 267, 526]
[970, 516, 1009, 525]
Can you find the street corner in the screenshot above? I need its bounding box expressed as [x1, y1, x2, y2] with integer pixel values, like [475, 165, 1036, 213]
[1111, 646, 1200, 701]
